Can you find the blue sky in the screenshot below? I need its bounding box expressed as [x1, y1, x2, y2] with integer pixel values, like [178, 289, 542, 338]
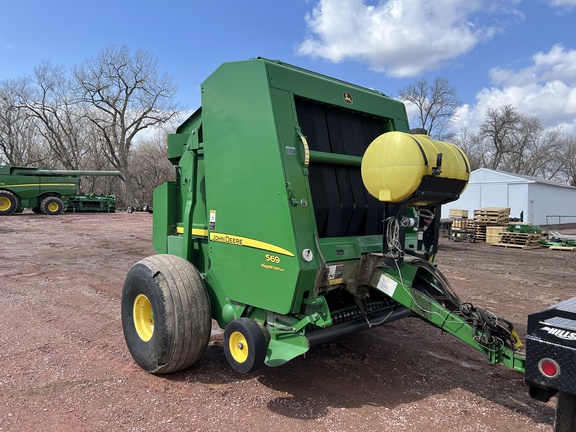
[2, 0, 576, 134]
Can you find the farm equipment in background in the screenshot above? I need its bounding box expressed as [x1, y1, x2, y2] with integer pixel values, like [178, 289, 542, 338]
[64, 193, 118, 213]
[0, 165, 124, 215]
[541, 231, 576, 249]
[126, 201, 153, 213]
[120, 58, 576, 430]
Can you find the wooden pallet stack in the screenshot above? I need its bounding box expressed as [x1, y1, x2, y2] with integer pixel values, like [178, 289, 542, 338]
[495, 231, 542, 249]
[449, 209, 470, 229]
[474, 207, 510, 242]
[486, 226, 507, 245]
[449, 209, 475, 241]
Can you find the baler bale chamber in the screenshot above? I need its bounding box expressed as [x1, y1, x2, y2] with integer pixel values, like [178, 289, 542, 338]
[122, 58, 525, 375]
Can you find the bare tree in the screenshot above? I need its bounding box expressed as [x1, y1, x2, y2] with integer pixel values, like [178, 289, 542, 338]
[451, 128, 483, 171]
[398, 76, 461, 140]
[0, 79, 46, 166]
[561, 136, 576, 186]
[478, 105, 567, 180]
[12, 61, 92, 170]
[522, 126, 567, 180]
[479, 105, 521, 170]
[129, 135, 175, 207]
[73, 45, 179, 202]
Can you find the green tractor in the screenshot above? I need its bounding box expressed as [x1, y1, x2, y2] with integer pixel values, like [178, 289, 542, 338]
[0, 165, 123, 215]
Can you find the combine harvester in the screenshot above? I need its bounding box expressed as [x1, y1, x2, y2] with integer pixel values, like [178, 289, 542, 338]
[0, 165, 123, 215]
[120, 58, 576, 430]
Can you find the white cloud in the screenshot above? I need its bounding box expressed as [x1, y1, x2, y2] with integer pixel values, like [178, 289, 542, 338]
[297, 0, 509, 77]
[453, 44, 576, 134]
[490, 44, 576, 87]
[548, 0, 576, 10]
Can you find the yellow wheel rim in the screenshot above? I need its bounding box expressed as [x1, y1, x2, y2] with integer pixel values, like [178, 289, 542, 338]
[0, 197, 11, 211]
[133, 294, 154, 341]
[229, 331, 249, 363]
[48, 202, 59, 213]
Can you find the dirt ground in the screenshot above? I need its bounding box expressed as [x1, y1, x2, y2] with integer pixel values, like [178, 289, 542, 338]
[1, 212, 575, 432]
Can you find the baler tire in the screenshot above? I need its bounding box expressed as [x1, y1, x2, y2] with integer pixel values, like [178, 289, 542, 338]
[121, 254, 212, 374]
[32, 207, 43, 214]
[40, 197, 64, 215]
[0, 190, 18, 216]
[223, 318, 267, 374]
[555, 391, 576, 432]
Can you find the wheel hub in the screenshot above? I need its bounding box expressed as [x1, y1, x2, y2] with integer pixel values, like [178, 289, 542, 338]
[133, 294, 154, 341]
[229, 331, 249, 363]
[0, 197, 10, 211]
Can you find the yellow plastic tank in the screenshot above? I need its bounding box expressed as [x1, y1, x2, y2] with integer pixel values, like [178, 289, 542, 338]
[361, 131, 470, 205]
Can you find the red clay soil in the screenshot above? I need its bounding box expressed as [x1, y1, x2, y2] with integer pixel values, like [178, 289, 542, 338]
[1, 212, 575, 431]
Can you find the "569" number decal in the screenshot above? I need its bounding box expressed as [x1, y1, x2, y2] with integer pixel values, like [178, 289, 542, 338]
[265, 254, 281, 263]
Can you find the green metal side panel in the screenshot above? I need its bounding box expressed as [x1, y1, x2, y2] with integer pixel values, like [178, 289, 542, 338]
[266, 86, 320, 313]
[152, 181, 175, 254]
[178, 149, 209, 273]
[154, 107, 210, 273]
[202, 60, 301, 315]
[166, 236, 184, 257]
[0, 173, 78, 199]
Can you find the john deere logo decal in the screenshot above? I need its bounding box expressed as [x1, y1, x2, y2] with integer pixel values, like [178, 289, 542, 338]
[343, 91, 353, 104]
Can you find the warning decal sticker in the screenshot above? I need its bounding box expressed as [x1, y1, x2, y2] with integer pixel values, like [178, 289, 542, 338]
[376, 273, 398, 297]
[328, 264, 344, 285]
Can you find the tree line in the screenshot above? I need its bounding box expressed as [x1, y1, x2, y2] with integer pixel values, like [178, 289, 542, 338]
[2, 48, 576, 211]
[0, 45, 177, 207]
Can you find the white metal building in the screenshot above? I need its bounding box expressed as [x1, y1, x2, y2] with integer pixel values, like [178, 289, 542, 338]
[442, 168, 576, 225]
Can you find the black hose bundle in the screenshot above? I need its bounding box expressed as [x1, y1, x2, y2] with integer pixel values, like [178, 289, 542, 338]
[458, 302, 520, 349]
[408, 257, 521, 350]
